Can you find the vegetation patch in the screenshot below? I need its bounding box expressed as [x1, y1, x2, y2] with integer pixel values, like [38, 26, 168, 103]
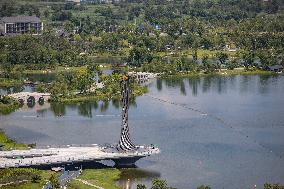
[0, 96, 21, 115]
[68, 168, 121, 189]
[0, 130, 27, 150]
[0, 78, 23, 88]
[160, 69, 276, 79]
[0, 168, 52, 189]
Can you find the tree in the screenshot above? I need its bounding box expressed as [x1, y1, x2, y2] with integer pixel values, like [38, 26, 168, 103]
[49, 78, 68, 101]
[216, 52, 229, 65]
[242, 51, 254, 69]
[49, 174, 60, 189]
[64, 21, 75, 33]
[197, 185, 211, 189]
[1, 63, 13, 79]
[216, 52, 229, 70]
[74, 67, 95, 94]
[151, 179, 176, 189]
[31, 174, 42, 183]
[264, 183, 284, 189]
[137, 184, 147, 189]
[128, 46, 153, 67]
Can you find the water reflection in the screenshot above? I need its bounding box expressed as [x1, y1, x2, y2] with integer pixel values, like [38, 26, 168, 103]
[78, 102, 93, 118]
[50, 103, 66, 116]
[100, 100, 109, 112]
[156, 79, 163, 91]
[258, 75, 279, 94]
[1, 74, 284, 189]
[155, 75, 280, 97]
[34, 98, 140, 117]
[112, 98, 120, 109]
[188, 77, 201, 96]
[202, 76, 212, 93]
[0, 85, 32, 95]
[118, 168, 161, 189]
[180, 81, 186, 96]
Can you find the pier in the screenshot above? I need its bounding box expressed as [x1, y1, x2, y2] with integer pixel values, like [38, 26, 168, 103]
[0, 145, 160, 168]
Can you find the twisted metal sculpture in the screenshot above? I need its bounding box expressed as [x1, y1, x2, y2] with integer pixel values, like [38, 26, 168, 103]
[117, 75, 137, 152]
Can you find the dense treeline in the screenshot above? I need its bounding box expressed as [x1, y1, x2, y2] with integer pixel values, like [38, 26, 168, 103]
[0, 33, 90, 69]
[0, 0, 40, 17]
[0, 0, 284, 71]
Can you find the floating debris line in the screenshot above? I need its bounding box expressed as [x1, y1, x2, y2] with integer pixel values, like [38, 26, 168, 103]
[145, 94, 283, 159]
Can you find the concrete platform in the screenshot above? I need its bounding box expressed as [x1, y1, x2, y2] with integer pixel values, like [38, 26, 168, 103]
[0, 145, 160, 168]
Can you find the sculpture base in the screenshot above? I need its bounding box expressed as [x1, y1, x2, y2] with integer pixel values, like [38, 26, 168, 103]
[112, 156, 143, 167]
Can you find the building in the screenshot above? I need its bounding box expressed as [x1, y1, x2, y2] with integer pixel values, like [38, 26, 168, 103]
[0, 16, 43, 35]
[67, 0, 81, 5]
[266, 65, 283, 72]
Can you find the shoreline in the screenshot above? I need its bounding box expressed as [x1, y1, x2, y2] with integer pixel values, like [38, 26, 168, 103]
[0, 130, 27, 151]
[49, 85, 148, 104]
[0, 97, 21, 115]
[0, 78, 23, 88]
[160, 69, 277, 79]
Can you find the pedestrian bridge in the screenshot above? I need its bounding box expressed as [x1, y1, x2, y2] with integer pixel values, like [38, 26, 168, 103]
[8, 92, 50, 104]
[0, 145, 160, 168]
[128, 72, 158, 82]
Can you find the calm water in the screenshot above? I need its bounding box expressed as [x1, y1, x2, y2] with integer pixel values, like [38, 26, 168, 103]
[1, 75, 284, 189]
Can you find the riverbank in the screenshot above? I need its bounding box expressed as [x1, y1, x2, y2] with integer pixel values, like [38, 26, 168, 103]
[161, 69, 276, 79]
[0, 96, 21, 115]
[0, 168, 57, 189]
[22, 64, 112, 75]
[68, 169, 121, 189]
[0, 130, 27, 150]
[50, 85, 148, 104]
[0, 78, 23, 88]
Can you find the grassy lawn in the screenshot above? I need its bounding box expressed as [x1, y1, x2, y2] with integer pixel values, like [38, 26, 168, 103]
[0, 78, 23, 88]
[68, 168, 122, 189]
[0, 168, 54, 189]
[51, 84, 147, 104]
[0, 130, 27, 150]
[162, 69, 275, 79]
[218, 69, 275, 76]
[22, 63, 113, 75]
[0, 97, 21, 115]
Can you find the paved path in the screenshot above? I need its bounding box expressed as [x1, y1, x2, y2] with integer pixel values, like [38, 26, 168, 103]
[0, 180, 28, 187]
[75, 179, 104, 189]
[43, 169, 81, 189]
[0, 145, 160, 168]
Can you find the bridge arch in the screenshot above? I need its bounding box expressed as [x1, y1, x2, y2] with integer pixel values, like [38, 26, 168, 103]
[27, 96, 36, 108]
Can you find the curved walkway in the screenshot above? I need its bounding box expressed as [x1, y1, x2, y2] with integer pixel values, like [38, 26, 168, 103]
[75, 179, 104, 189]
[0, 180, 28, 187]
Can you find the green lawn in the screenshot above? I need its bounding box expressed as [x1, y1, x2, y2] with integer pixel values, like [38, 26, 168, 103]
[0, 78, 23, 88]
[162, 68, 275, 79]
[0, 130, 27, 150]
[0, 168, 54, 189]
[68, 169, 122, 189]
[0, 96, 21, 115]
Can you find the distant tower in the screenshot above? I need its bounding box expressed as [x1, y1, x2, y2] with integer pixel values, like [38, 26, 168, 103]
[117, 75, 137, 151]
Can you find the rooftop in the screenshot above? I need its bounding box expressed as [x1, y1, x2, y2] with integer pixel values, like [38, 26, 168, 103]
[268, 65, 283, 70]
[0, 16, 41, 23]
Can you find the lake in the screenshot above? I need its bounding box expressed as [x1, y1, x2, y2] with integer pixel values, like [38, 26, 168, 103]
[1, 74, 284, 189]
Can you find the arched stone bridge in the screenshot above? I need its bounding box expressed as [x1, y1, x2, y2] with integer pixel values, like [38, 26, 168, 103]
[128, 72, 158, 82]
[8, 92, 50, 104]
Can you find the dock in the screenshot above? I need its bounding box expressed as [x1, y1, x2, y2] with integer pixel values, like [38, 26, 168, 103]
[0, 145, 160, 168]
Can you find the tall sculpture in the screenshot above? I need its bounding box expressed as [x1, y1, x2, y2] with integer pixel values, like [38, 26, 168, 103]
[117, 75, 137, 151]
